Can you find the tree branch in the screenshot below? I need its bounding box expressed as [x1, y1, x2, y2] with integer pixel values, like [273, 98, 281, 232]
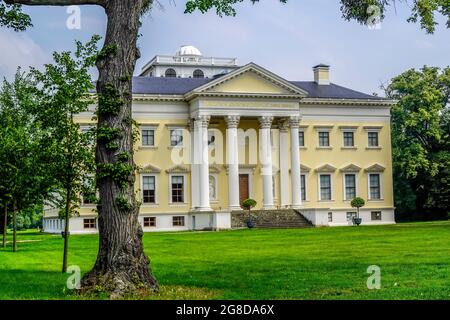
[5, 0, 104, 6]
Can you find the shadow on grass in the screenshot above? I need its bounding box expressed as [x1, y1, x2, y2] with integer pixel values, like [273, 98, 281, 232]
[0, 269, 220, 300]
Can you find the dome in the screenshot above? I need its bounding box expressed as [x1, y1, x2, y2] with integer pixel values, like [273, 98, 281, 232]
[176, 45, 202, 56]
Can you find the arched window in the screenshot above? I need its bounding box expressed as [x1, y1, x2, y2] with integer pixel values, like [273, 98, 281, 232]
[193, 69, 205, 78]
[165, 68, 177, 78]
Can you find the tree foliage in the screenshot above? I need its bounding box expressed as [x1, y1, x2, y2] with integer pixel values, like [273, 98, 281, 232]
[28, 37, 98, 271]
[386, 66, 450, 220]
[0, 71, 56, 251]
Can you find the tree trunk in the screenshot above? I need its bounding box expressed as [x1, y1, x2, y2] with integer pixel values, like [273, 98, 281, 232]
[12, 201, 17, 252]
[80, 0, 158, 297]
[2, 205, 7, 248]
[62, 186, 71, 273]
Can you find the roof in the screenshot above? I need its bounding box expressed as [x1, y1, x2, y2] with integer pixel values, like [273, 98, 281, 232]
[290, 81, 385, 100]
[133, 77, 210, 95]
[132, 76, 385, 100]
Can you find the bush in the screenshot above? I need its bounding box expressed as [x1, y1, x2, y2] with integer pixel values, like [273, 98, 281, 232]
[351, 197, 365, 208]
[242, 198, 257, 211]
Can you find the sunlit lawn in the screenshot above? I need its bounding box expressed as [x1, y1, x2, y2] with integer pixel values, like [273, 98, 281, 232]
[1, 221, 449, 300]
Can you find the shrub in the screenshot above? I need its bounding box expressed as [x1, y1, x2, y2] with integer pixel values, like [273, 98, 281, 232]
[242, 198, 257, 211]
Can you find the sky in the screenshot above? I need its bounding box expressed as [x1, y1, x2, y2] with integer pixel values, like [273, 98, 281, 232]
[0, 0, 448, 96]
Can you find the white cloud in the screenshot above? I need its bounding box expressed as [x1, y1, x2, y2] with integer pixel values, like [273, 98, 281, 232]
[0, 30, 50, 80]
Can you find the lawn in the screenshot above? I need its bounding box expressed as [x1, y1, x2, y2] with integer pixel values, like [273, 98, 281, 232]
[1, 221, 450, 300]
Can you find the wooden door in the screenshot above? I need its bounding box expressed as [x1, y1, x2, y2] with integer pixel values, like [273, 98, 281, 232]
[239, 174, 249, 206]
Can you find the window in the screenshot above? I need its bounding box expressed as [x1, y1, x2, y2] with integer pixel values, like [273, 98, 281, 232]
[193, 69, 205, 78]
[300, 174, 306, 201]
[344, 174, 356, 200]
[143, 217, 156, 227]
[369, 174, 381, 199]
[142, 176, 156, 204]
[171, 176, 184, 203]
[328, 212, 333, 222]
[318, 131, 330, 147]
[298, 131, 305, 147]
[319, 174, 332, 200]
[346, 212, 357, 222]
[165, 68, 177, 77]
[371, 211, 382, 221]
[170, 129, 183, 147]
[141, 128, 155, 146]
[173, 216, 185, 227]
[368, 132, 379, 147]
[343, 132, 354, 147]
[83, 219, 96, 229]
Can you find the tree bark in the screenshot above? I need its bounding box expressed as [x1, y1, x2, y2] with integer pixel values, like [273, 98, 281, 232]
[62, 185, 71, 273]
[12, 201, 17, 252]
[2, 205, 7, 248]
[80, 0, 158, 297]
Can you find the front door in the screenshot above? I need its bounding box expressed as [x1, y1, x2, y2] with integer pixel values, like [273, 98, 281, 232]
[239, 174, 250, 207]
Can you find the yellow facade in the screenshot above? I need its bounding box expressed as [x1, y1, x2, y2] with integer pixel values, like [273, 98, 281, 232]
[43, 63, 395, 232]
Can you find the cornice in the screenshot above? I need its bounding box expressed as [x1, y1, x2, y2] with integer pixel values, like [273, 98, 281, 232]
[300, 98, 396, 107]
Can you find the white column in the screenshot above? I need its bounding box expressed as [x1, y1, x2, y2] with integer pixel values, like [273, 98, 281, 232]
[289, 115, 302, 209]
[279, 119, 290, 207]
[225, 115, 241, 211]
[189, 119, 199, 210]
[259, 116, 275, 210]
[195, 115, 211, 211]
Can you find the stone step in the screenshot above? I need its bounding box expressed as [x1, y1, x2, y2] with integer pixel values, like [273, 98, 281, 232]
[231, 209, 313, 229]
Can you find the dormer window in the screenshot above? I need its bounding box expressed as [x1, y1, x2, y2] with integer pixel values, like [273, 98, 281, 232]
[165, 68, 177, 78]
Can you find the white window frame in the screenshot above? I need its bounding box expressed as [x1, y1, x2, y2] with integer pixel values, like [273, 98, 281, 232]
[367, 172, 383, 200]
[343, 131, 355, 147]
[143, 216, 157, 228]
[371, 211, 382, 221]
[300, 173, 308, 201]
[169, 174, 188, 205]
[346, 212, 357, 222]
[141, 174, 158, 206]
[318, 173, 334, 201]
[140, 126, 157, 147]
[343, 173, 358, 201]
[298, 130, 305, 147]
[328, 212, 333, 222]
[364, 126, 382, 149]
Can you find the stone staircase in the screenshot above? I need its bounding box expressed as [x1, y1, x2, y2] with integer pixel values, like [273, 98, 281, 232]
[231, 209, 313, 229]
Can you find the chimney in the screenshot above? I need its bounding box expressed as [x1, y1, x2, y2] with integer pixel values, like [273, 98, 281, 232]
[313, 64, 330, 85]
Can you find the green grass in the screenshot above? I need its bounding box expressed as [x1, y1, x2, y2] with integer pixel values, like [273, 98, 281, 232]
[1, 221, 450, 300]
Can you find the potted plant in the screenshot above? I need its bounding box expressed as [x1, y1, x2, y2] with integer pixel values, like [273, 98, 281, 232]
[351, 197, 365, 226]
[242, 198, 257, 229]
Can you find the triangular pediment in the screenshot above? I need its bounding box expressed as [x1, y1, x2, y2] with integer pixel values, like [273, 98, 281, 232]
[365, 163, 385, 172]
[209, 164, 222, 174]
[300, 164, 311, 173]
[139, 164, 161, 173]
[186, 63, 308, 97]
[165, 165, 190, 174]
[315, 164, 337, 172]
[340, 164, 362, 172]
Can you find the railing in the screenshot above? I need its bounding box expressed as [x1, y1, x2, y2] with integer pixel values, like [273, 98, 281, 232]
[143, 55, 237, 69]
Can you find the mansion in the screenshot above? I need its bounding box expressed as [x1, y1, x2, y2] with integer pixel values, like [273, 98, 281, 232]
[43, 45, 396, 233]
